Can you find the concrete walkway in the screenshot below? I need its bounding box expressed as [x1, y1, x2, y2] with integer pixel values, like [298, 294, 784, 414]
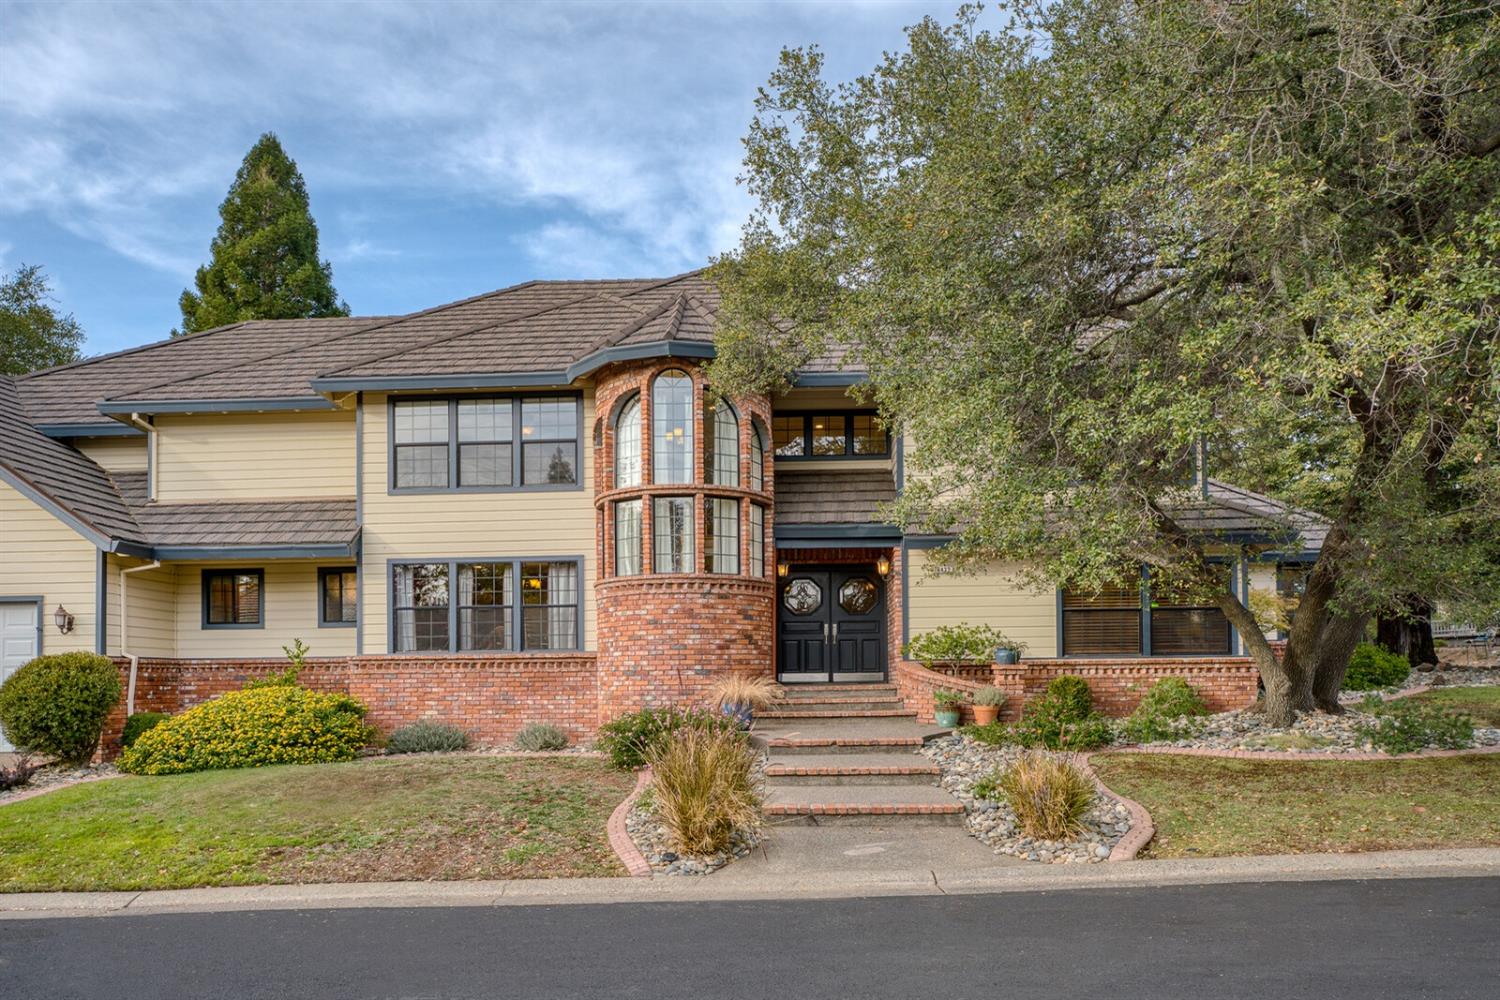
[4, 847, 1497, 919]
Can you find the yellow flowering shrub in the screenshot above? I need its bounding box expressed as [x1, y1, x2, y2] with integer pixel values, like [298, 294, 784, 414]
[118, 686, 373, 775]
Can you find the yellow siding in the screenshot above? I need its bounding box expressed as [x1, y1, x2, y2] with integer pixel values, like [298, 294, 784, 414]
[359, 391, 598, 653]
[905, 548, 1056, 656]
[105, 556, 177, 657]
[1249, 563, 1279, 638]
[172, 561, 356, 658]
[0, 481, 98, 655]
[74, 436, 148, 472]
[154, 410, 356, 501]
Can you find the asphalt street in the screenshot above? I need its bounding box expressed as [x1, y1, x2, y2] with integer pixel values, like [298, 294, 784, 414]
[3, 876, 1496, 999]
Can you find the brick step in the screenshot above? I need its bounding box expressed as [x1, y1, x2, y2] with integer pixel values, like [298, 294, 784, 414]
[764, 753, 941, 786]
[763, 736, 927, 755]
[777, 684, 899, 699]
[764, 785, 965, 826]
[758, 708, 918, 720]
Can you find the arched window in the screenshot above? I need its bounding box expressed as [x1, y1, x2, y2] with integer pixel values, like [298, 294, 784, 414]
[652, 370, 694, 484]
[708, 399, 739, 487]
[614, 394, 641, 488]
[749, 419, 766, 492]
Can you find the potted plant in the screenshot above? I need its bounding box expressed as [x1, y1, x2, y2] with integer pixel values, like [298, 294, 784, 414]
[971, 685, 1006, 725]
[705, 674, 779, 729]
[933, 689, 967, 728]
[993, 635, 1028, 665]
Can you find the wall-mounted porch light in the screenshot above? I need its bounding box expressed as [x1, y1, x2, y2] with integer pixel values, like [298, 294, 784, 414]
[776, 561, 790, 578]
[53, 604, 75, 634]
[876, 554, 892, 577]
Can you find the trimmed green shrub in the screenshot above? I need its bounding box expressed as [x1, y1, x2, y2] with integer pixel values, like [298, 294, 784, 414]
[1355, 698, 1474, 754]
[386, 720, 470, 754]
[596, 705, 738, 771]
[514, 723, 569, 752]
[121, 712, 170, 749]
[118, 686, 372, 775]
[1044, 675, 1094, 720]
[1121, 678, 1209, 744]
[904, 623, 1024, 663]
[1343, 643, 1411, 691]
[0, 652, 122, 765]
[958, 721, 1016, 746]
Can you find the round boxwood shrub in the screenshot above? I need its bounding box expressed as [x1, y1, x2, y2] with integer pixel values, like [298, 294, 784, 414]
[1043, 675, 1094, 720]
[118, 685, 373, 775]
[121, 711, 170, 749]
[0, 652, 122, 764]
[1343, 643, 1411, 691]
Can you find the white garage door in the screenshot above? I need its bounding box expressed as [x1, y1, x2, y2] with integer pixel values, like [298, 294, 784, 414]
[1, 601, 40, 752]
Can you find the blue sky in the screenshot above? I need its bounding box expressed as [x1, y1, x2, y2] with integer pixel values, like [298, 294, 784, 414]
[0, 0, 960, 357]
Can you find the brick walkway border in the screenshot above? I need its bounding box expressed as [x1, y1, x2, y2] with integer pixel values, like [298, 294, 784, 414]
[606, 767, 653, 878]
[1083, 742, 1500, 861]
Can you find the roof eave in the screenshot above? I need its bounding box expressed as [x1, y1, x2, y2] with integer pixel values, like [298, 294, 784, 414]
[96, 396, 338, 416]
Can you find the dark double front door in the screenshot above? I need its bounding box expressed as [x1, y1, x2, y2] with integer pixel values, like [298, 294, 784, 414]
[777, 567, 887, 682]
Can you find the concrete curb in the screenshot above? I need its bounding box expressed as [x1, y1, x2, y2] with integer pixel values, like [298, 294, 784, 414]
[1077, 753, 1154, 862]
[3, 847, 1497, 919]
[0, 772, 127, 808]
[607, 767, 653, 878]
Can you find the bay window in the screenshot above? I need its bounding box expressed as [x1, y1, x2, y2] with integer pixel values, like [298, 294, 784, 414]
[615, 394, 641, 488]
[706, 498, 739, 574]
[614, 499, 642, 576]
[653, 497, 695, 573]
[708, 399, 739, 486]
[653, 370, 694, 483]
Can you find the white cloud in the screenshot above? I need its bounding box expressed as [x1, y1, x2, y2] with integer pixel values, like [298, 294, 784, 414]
[0, 0, 941, 280]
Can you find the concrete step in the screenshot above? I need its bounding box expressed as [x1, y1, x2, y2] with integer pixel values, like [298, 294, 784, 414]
[764, 753, 941, 786]
[753, 718, 949, 755]
[764, 785, 966, 826]
[769, 695, 907, 710]
[777, 683, 899, 699]
[758, 708, 918, 720]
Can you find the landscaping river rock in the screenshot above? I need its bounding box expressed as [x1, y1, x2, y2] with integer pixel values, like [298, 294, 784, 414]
[921, 735, 1130, 864]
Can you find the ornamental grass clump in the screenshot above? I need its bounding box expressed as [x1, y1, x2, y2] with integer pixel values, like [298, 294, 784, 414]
[646, 726, 763, 856]
[118, 686, 373, 775]
[704, 674, 780, 712]
[386, 720, 471, 754]
[998, 752, 1096, 841]
[0, 652, 121, 765]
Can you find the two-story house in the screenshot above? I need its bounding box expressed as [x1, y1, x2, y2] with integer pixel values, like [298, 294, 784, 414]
[0, 270, 1322, 751]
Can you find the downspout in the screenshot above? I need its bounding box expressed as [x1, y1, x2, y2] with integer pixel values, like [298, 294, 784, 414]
[126, 412, 155, 501]
[120, 559, 161, 715]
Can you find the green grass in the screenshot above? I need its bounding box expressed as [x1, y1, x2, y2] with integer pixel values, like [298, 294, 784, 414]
[1405, 686, 1500, 726]
[0, 755, 635, 892]
[1093, 752, 1500, 859]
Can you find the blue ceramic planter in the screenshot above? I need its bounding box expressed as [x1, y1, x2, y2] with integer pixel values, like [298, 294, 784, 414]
[994, 648, 1020, 665]
[934, 707, 962, 728]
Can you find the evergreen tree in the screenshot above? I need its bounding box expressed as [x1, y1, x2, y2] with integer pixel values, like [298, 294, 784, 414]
[0, 264, 85, 374]
[177, 132, 348, 335]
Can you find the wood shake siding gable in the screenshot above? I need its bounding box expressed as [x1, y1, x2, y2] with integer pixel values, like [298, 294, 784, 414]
[0, 480, 98, 655]
[153, 410, 356, 502]
[903, 548, 1057, 654]
[358, 391, 599, 654]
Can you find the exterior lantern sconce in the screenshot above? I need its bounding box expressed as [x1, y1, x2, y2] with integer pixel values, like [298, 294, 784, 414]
[876, 555, 892, 577]
[53, 604, 75, 634]
[776, 561, 790, 578]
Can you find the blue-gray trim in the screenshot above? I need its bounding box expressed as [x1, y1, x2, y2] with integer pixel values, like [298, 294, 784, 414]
[200, 568, 265, 630]
[387, 392, 584, 495]
[317, 566, 358, 629]
[355, 559, 364, 655]
[97, 396, 336, 415]
[385, 555, 587, 655]
[774, 523, 903, 544]
[894, 433, 905, 494]
[36, 423, 143, 439]
[791, 373, 868, 387]
[0, 596, 45, 659]
[903, 534, 956, 549]
[1141, 565, 1153, 657]
[159, 542, 357, 561]
[95, 549, 107, 655]
[900, 542, 911, 648]
[1054, 588, 1064, 657]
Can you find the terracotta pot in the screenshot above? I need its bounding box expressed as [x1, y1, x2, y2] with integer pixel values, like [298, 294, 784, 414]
[972, 704, 1000, 726]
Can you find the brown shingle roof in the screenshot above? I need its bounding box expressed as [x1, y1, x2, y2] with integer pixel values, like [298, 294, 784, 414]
[127, 495, 357, 550]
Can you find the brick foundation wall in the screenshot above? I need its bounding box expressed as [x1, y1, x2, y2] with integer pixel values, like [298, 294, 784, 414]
[103, 654, 598, 758]
[900, 656, 1260, 724]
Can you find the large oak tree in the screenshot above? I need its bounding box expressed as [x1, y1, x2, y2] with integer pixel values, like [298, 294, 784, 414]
[710, 1, 1500, 724]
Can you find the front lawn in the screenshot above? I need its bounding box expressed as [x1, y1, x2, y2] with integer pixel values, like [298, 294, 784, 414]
[1092, 752, 1500, 859]
[1405, 686, 1500, 726]
[0, 755, 634, 892]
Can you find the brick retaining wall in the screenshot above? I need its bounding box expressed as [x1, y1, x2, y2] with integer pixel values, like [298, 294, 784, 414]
[103, 654, 599, 757]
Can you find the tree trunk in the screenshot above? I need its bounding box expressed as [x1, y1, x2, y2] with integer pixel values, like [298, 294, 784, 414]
[1310, 612, 1371, 713]
[1377, 596, 1436, 667]
[1216, 590, 1301, 726]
